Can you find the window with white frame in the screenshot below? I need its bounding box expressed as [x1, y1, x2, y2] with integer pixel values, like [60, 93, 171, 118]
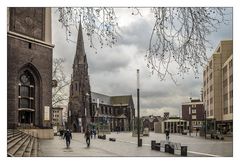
[192, 115, 196, 120]
[192, 109, 196, 114]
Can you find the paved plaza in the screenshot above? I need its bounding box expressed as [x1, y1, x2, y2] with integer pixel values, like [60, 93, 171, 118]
[39, 132, 232, 157]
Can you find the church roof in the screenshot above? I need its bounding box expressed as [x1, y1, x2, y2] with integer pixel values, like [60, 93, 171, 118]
[91, 92, 111, 105]
[91, 92, 133, 107]
[110, 95, 132, 106]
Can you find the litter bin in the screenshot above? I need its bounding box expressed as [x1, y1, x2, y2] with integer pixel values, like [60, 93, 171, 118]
[181, 146, 187, 156]
[138, 138, 142, 147]
[155, 143, 161, 151]
[169, 145, 174, 154]
[165, 144, 170, 153]
[151, 140, 156, 150]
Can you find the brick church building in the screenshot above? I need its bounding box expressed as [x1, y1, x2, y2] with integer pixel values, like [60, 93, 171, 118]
[7, 8, 54, 129]
[67, 22, 91, 132]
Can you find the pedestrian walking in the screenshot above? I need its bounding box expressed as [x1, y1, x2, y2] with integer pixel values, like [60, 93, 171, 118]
[85, 129, 91, 147]
[93, 128, 96, 139]
[63, 129, 72, 148]
[165, 129, 170, 141]
[90, 129, 93, 139]
[196, 128, 199, 136]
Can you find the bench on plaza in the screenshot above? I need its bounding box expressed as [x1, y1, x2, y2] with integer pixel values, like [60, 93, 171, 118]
[109, 138, 116, 142]
[151, 140, 188, 156]
[167, 141, 187, 156]
[151, 140, 161, 151]
[98, 134, 106, 140]
[151, 140, 168, 151]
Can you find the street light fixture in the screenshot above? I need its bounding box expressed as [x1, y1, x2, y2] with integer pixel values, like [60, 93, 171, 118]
[189, 97, 192, 136]
[97, 98, 100, 134]
[205, 110, 207, 139]
[85, 92, 90, 131]
[137, 69, 141, 147]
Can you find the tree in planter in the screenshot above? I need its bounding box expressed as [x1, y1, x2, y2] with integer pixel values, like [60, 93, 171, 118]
[56, 7, 231, 82]
[52, 58, 70, 107]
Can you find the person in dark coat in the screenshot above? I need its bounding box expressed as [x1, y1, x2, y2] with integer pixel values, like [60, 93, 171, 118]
[90, 129, 93, 139]
[93, 128, 96, 139]
[63, 129, 72, 147]
[85, 129, 91, 147]
[165, 129, 170, 141]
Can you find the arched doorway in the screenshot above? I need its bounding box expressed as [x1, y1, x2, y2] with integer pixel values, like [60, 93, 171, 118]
[18, 70, 36, 126]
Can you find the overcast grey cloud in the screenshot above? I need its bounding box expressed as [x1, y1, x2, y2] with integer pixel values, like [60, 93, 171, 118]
[52, 8, 232, 117]
[118, 18, 153, 50]
[87, 45, 134, 74]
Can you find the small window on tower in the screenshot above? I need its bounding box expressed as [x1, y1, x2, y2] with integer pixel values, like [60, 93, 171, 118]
[71, 85, 73, 95]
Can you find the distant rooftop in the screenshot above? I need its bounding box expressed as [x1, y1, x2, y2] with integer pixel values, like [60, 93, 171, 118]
[91, 92, 133, 106]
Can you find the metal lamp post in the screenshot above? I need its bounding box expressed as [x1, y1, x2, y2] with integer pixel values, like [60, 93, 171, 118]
[97, 98, 100, 134]
[84, 93, 89, 132]
[137, 69, 141, 147]
[205, 110, 207, 139]
[189, 106, 192, 136]
[189, 97, 193, 136]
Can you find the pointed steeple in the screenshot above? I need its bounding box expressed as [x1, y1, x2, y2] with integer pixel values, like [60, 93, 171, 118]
[68, 19, 91, 132]
[73, 21, 86, 67]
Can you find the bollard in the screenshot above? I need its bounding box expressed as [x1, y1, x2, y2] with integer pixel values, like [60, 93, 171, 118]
[138, 138, 142, 147]
[155, 143, 161, 151]
[181, 146, 188, 156]
[151, 140, 156, 150]
[165, 144, 170, 153]
[169, 145, 174, 154]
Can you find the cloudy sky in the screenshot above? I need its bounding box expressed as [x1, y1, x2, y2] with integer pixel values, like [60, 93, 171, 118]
[52, 8, 232, 117]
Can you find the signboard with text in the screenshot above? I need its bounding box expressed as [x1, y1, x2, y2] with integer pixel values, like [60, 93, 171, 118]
[44, 106, 50, 121]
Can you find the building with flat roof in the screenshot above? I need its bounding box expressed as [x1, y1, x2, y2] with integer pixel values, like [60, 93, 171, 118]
[52, 107, 63, 132]
[222, 54, 233, 132]
[182, 99, 204, 133]
[203, 40, 233, 132]
[161, 118, 188, 133]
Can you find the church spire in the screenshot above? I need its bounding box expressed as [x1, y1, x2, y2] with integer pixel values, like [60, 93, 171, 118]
[68, 19, 91, 132]
[73, 21, 86, 67]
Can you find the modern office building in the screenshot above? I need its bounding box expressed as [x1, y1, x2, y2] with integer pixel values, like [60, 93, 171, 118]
[203, 40, 233, 132]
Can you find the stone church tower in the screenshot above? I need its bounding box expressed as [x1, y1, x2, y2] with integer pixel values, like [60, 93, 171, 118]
[7, 8, 53, 129]
[68, 22, 91, 132]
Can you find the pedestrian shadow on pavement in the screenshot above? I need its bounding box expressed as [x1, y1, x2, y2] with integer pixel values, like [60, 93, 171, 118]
[63, 148, 73, 152]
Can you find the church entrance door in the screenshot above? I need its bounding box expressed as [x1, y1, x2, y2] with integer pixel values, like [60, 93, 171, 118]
[18, 110, 34, 124]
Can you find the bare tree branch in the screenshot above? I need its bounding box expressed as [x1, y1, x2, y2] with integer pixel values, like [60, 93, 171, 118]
[56, 7, 231, 82]
[52, 58, 70, 107]
[146, 7, 230, 83]
[56, 7, 120, 51]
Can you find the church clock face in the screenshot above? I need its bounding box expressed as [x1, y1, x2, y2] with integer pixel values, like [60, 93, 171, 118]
[10, 8, 45, 40]
[20, 74, 29, 84]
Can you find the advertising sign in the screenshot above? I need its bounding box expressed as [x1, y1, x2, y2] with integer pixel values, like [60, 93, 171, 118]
[44, 106, 50, 121]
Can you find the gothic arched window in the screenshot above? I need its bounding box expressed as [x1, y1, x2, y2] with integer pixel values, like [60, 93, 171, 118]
[18, 70, 35, 109]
